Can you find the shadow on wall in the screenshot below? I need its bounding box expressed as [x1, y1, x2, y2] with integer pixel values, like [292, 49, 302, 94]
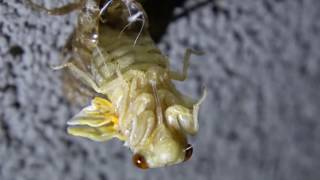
[141, 0, 213, 42]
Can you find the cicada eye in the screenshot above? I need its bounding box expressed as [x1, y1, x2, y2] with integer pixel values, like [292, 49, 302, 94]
[184, 144, 193, 162]
[132, 153, 149, 169]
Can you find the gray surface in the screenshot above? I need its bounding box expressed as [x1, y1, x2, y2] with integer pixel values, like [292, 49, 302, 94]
[1, 0, 320, 180]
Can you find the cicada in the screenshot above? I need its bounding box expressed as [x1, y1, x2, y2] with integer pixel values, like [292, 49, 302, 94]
[26, 0, 206, 169]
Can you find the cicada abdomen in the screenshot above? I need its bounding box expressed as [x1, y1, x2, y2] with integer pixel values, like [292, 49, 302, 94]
[27, 0, 206, 168]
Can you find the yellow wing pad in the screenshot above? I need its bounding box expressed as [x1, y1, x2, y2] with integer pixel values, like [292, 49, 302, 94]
[67, 97, 126, 141]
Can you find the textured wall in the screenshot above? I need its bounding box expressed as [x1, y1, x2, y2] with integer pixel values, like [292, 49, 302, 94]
[1, 0, 320, 180]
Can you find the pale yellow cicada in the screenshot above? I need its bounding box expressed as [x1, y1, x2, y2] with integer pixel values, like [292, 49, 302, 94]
[26, 0, 206, 169]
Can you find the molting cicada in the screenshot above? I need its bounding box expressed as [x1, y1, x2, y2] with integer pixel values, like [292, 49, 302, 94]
[26, 0, 206, 169]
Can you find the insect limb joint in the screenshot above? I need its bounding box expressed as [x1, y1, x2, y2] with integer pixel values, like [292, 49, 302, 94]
[170, 48, 204, 81]
[51, 62, 103, 94]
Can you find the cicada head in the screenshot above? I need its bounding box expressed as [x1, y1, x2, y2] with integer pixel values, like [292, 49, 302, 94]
[132, 125, 194, 169]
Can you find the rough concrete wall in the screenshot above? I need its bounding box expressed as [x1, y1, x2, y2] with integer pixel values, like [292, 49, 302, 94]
[1, 0, 320, 180]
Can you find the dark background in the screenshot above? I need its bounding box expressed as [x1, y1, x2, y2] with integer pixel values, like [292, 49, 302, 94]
[1, 0, 320, 180]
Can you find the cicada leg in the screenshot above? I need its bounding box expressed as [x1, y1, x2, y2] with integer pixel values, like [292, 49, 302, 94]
[52, 62, 103, 94]
[165, 105, 197, 135]
[169, 48, 204, 81]
[25, 0, 85, 15]
[164, 88, 206, 135]
[125, 93, 155, 143]
[129, 111, 155, 146]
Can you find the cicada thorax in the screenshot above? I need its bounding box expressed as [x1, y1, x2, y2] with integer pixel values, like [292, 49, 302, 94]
[64, 0, 164, 83]
[92, 2, 168, 81]
[60, 0, 142, 103]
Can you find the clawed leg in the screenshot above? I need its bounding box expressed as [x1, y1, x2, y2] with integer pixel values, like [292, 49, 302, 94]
[25, 0, 85, 15]
[165, 105, 197, 135]
[165, 88, 206, 135]
[129, 111, 155, 146]
[170, 48, 204, 81]
[51, 62, 103, 94]
[128, 93, 156, 146]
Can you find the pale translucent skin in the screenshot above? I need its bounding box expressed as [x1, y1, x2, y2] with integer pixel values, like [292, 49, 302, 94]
[27, 0, 205, 168]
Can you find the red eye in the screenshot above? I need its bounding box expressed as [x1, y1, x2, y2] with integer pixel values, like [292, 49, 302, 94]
[184, 144, 193, 162]
[132, 153, 149, 169]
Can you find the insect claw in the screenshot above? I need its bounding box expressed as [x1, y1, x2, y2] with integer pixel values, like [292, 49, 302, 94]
[192, 86, 207, 134]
